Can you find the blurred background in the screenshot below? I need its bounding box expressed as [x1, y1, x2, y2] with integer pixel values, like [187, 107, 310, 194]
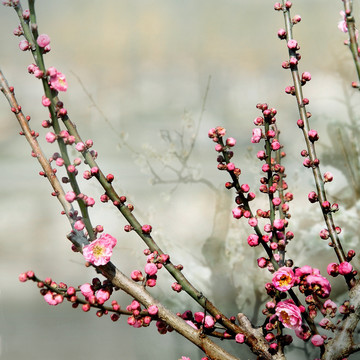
[0, 0, 359, 359]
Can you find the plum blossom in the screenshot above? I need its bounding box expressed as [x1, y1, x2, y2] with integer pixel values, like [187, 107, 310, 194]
[144, 262, 158, 276]
[235, 333, 245, 343]
[45, 132, 56, 143]
[82, 233, 117, 266]
[338, 11, 348, 33]
[311, 334, 324, 347]
[275, 299, 302, 330]
[251, 128, 262, 143]
[49, 70, 68, 92]
[272, 266, 297, 291]
[37, 34, 50, 48]
[44, 291, 63, 306]
[148, 305, 158, 315]
[80, 283, 94, 299]
[338, 261, 352, 275]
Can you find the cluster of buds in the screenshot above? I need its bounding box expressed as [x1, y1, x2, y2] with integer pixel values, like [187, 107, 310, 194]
[126, 300, 159, 328]
[18, 272, 124, 321]
[131, 250, 170, 288]
[178, 310, 216, 333]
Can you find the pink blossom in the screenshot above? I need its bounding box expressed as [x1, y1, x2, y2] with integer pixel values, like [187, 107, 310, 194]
[235, 333, 245, 343]
[232, 207, 242, 219]
[204, 315, 215, 328]
[96, 289, 110, 304]
[75, 220, 85, 231]
[277, 28, 286, 39]
[214, 144, 222, 152]
[49, 71, 68, 92]
[294, 265, 313, 277]
[34, 69, 44, 78]
[80, 283, 94, 299]
[247, 234, 259, 247]
[327, 263, 339, 277]
[144, 262, 158, 276]
[47, 66, 57, 77]
[65, 191, 77, 203]
[82, 233, 117, 266]
[271, 140, 281, 150]
[185, 320, 198, 330]
[323, 299, 337, 317]
[141, 224, 152, 234]
[129, 270, 143, 282]
[37, 34, 51, 48]
[148, 304, 158, 315]
[338, 11, 348, 33]
[311, 334, 324, 347]
[272, 197, 281, 206]
[227, 162, 235, 171]
[275, 299, 302, 330]
[45, 132, 56, 143]
[302, 71, 311, 81]
[338, 261, 352, 275]
[248, 217, 258, 227]
[85, 197, 95, 207]
[226, 137, 236, 147]
[42, 95, 51, 107]
[19, 39, 29, 51]
[306, 274, 331, 298]
[272, 266, 296, 291]
[273, 218, 285, 230]
[251, 128, 262, 143]
[18, 273, 28, 282]
[180, 357, 191, 360]
[308, 129, 319, 142]
[287, 39, 298, 49]
[257, 150, 266, 160]
[257, 257, 267, 268]
[76, 142, 86, 152]
[44, 291, 63, 306]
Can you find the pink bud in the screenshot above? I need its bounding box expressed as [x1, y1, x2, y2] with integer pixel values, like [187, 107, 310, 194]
[287, 39, 298, 49]
[75, 142, 86, 152]
[19, 39, 29, 51]
[227, 162, 235, 171]
[65, 191, 77, 203]
[232, 207, 242, 219]
[141, 224, 152, 234]
[226, 137, 236, 147]
[144, 263, 158, 276]
[338, 261, 352, 275]
[37, 34, 50, 48]
[74, 220, 85, 231]
[45, 132, 56, 143]
[308, 129, 319, 142]
[42, 96, 51, 107]
[302, 71, 311, 81]
[148, 305, 158, 315]
[235, 333, 245, 343]
[277, 28, 287, 39]
[247, 234, 259, 247]
[311, 334, 324, 347]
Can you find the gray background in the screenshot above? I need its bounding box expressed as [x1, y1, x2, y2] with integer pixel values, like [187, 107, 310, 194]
[0, 1, 359, 359]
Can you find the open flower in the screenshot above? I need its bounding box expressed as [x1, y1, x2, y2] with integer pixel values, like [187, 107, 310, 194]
[272, 266, 296, 291]
[338, 11, 348, 33]
[47, 66, 68, 92]
[82, 233, 117, 266]
[276, 299, 302, 330]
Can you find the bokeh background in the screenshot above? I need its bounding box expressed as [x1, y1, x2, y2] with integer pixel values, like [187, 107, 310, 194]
[0, 1, 359, 359]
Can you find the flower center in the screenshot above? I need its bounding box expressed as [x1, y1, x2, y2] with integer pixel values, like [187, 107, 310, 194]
[280, 310, 290, 325]
[279, 274, 291, 286]
[92, 244, 105, 259]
